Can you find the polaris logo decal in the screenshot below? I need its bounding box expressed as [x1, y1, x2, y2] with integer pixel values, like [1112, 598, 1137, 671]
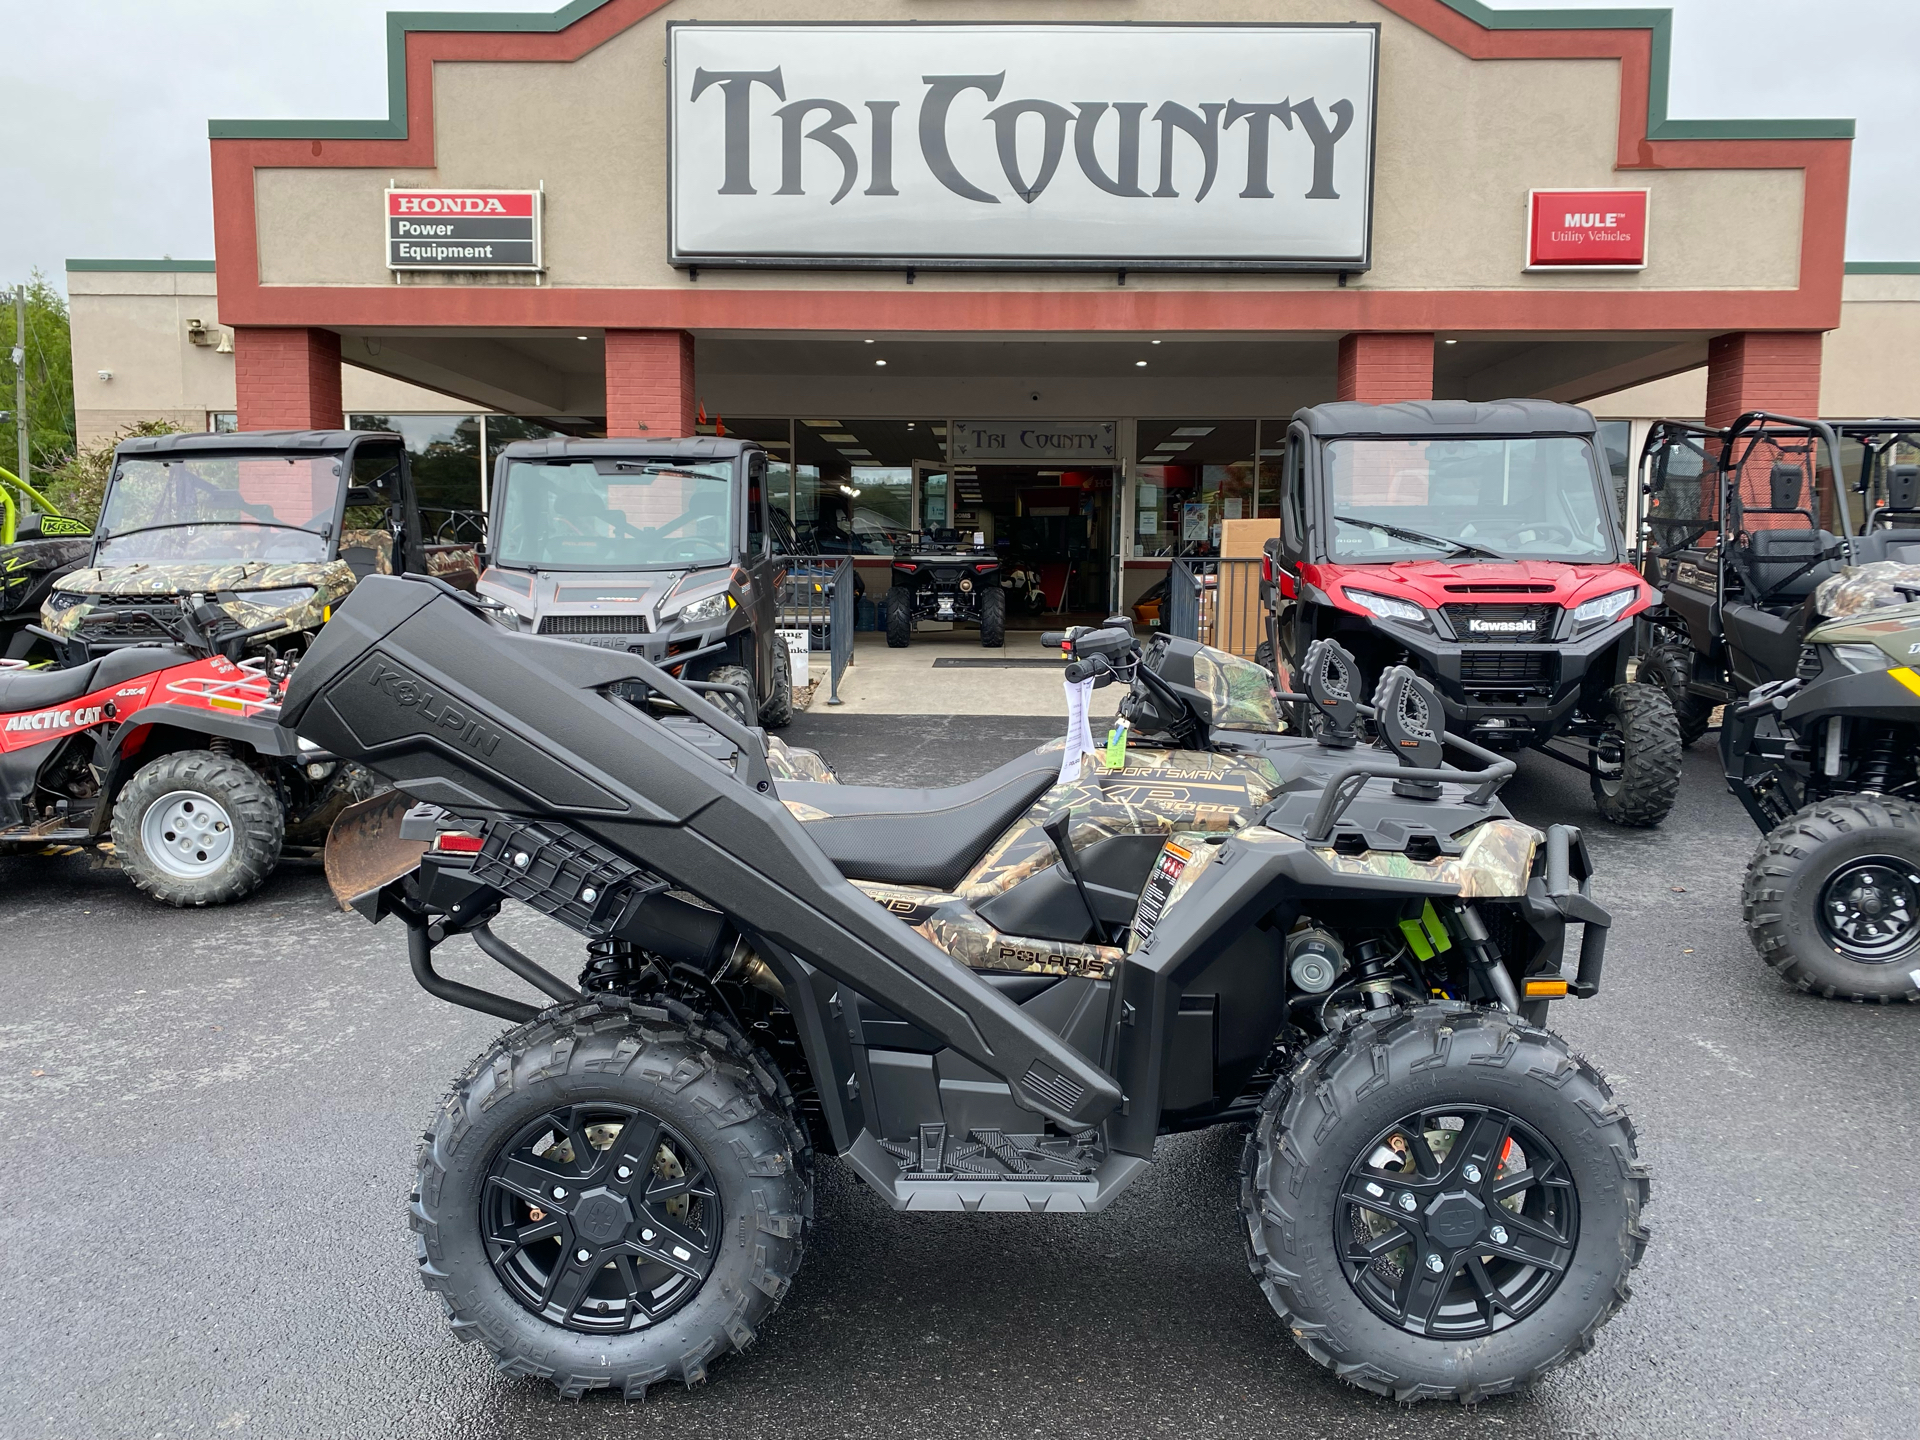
[4, 705, 105, 734]
[367, 661, 503, 756]
[1468, 618, 1536, 634]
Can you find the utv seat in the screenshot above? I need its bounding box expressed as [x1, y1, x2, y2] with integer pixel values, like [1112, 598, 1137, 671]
[780, 747, 1062, 890]
[1733, 528, 1841, 605]
[1849, 528, 1920, 565]
[0, 647, 183, 714]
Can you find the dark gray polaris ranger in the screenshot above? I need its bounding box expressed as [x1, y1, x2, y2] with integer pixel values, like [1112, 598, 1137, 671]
[288, 575, 1646, 1406]
[477, 437, 793, 728]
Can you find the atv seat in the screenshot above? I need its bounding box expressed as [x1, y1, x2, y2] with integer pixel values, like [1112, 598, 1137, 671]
[1733, 528, 1841, 604]
[781, 748, 1062, 890]
[0, 647, 183, 714]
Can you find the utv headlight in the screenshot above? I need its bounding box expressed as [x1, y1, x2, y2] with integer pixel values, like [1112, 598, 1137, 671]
[1571, 587, 1639, 628]
[1831, 643, 1894, 674]
[1344, 589, 1428, 626]
[230, 586, 317, 609]
[43, 590, 84, 613]
[676, 592, 733, 625]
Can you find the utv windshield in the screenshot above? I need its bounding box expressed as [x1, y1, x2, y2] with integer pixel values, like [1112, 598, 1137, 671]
[1326, 436, 1614, 562]
[494, 460, 737, 570]
[94, 455, 339, 567]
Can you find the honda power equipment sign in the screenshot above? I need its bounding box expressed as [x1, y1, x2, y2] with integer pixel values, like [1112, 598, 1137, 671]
[668, 22, 1378, 271]
[1526, 189, 1649, 270]
[387, 190, 543, 271]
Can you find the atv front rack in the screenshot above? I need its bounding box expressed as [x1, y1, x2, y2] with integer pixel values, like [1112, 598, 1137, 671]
[1274, 687, 1517, 842]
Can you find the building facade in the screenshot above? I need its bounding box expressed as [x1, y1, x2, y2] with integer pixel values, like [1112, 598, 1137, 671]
[68, 1, 1920, 608]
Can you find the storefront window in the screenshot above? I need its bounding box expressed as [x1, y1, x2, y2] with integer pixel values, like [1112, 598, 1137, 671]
[1257, 419, 1288, 521]
[1134, 420, 1255, 556]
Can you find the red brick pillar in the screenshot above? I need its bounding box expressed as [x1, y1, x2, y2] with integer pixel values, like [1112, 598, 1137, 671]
[233, 328, 344, 431]
[605, 330, 695, 437]
[1335, 333, 1434, 404]
[1703, 332, 1823, 428]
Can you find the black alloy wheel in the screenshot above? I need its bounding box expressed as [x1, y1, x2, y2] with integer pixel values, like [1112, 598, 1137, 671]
[1337, 1104, 1577, 1340]
[484, 1103, 718, 1334]
[1816, 857, 1920, 962]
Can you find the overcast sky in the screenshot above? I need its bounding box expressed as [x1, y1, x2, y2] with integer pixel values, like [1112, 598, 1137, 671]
[4, 0, 1914, 288]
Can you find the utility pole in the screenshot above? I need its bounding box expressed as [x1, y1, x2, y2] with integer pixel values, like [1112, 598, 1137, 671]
[11, 283, 25, 487]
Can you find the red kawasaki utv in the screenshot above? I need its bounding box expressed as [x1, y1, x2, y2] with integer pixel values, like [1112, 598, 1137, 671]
[1261, 400, 1678, 826]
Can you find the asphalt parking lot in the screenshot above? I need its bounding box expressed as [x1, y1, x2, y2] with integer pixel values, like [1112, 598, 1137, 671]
[2, 715, 1917, 1440]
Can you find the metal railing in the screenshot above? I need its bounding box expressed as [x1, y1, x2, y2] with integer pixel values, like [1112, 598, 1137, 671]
[776, 557, 856, 705]
[1168, 558, 1265, 659]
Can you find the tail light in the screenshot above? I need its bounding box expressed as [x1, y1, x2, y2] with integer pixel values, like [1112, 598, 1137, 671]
[973, 563, 997, 573]
[1261, 553, 1274, 583]
[896, 562, 918, 573]
[434, 833, 484, 854]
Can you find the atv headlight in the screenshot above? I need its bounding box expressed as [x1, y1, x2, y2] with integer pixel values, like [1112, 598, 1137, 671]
[1831, 643, 1894, 674]
[1571, 587, 1639, 628]
[1344, 589, 1429, 627]
[675, 592, 733, 625]
[43, 590, 84, 613]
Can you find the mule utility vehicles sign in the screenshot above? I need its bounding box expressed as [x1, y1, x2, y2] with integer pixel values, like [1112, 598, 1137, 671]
[387, 190, 543, 271]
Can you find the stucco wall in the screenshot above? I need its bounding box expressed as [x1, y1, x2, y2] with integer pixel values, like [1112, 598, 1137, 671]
[68, 269, 480, 446]
[250, 0, 1806, 300]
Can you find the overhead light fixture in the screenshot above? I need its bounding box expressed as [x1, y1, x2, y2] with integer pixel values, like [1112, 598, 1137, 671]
[1154, 441, 1193, 453]
[1134, 360, 1148, 367]
[906, 422, 915, 429]
[875, 359, 888, 367]
[1171, 426, 1214, 437]
[1151, 339, 1163, 345]
[1444, 338, 1459, 345]
[576, 334, 589, 340]
[802, 419, 842, 428]
[1038, 470, 1063, 477]
[839, 484, 862, 497]
[823, 433, 858, 443]
[864, 338, 875, 344]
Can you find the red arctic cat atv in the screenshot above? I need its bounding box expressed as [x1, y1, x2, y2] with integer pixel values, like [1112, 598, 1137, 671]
[0, 598, 336, 905]
[1261, 400, 1679, 826]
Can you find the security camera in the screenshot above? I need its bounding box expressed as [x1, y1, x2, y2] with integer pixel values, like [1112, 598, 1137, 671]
[97, 369, 113, 382]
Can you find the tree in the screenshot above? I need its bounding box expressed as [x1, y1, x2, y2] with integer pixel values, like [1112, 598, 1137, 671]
[0, 272, 77, 480]
[43, 419, 185, 525]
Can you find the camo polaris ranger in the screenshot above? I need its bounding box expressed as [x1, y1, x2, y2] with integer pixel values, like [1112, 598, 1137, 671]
[477, 437, 793, 729]
[292, 576, 1646, 1406]
[18, 429, 476, 901]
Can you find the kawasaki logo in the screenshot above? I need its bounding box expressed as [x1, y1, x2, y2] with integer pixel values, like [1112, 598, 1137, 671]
[1469, 618, 1535, 634]
[4, 705, 105, 734]
[367, 661, 503, 756]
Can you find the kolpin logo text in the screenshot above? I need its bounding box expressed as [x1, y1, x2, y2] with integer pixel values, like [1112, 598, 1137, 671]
[368, 661, 504, 756]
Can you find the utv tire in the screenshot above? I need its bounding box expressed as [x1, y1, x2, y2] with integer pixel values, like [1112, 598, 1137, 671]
[701, 663, 757, 728]
[885, 586, 912, 648]
[1636, 643, 1711, 747]
[1589, 683, 1681, 828]
[1254, 639, 1276, 677]
[979, 586, 1006, 648]
[1742, 795, 1920, 1002]
[759, 643, 795, 731]
[413, 998, 812, 1401]
[111, 749, 283, 906]
[1240, 1004, 1650, 1403]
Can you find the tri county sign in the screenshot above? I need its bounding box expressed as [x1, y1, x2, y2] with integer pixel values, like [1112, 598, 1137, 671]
[668, 23, 1378, 271]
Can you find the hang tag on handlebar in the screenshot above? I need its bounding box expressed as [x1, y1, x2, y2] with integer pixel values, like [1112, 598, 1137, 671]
[1300, 638, 1362, 747]
[1103, 718, 1130, 770]
[1373, 665, 1444, 798]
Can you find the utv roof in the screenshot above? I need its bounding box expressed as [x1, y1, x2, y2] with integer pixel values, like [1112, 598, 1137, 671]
[498, 437, 763, 461]
[1293, 400, 1598, 439]
[112, 429, 389, 455]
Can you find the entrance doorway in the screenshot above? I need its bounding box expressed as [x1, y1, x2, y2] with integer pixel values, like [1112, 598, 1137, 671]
[949, 462, 1116, 623]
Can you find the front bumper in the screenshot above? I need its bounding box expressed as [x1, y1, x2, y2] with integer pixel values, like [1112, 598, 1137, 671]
[1356, 613, 1636, 739]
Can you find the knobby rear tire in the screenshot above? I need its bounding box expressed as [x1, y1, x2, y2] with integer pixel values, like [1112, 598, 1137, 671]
[1589, 683, 1682, 828]
[884, 587, 913, 648]
[110, 749, 283, 907]
[412, 998, 812, 1401]
[1635, 643, 1711, 747]
[979, 586, 1006, 648]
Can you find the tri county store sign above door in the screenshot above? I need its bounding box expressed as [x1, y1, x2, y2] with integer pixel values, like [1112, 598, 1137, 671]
[667, 23, 1378, 271]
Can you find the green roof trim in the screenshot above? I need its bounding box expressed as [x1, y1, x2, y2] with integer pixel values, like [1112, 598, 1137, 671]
[1845, 262, 1920, 275]
[205, 0, 1856, 143]
[65, 258, 218, 273]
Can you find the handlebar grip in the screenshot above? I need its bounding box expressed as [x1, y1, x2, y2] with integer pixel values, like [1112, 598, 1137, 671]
[1063, 660, 1093, 683]
[1040, 631, 1068, 649]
